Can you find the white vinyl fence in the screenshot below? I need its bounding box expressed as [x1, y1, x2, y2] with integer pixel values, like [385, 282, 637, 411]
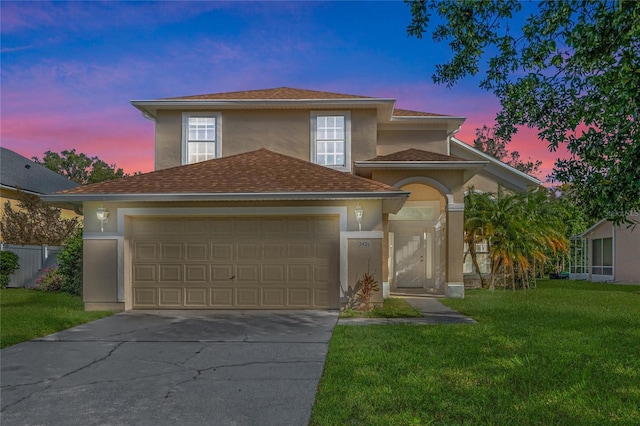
[0, 244, 63, 288]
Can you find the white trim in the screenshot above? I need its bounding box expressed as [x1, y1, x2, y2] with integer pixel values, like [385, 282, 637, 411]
[310, 111, 351, 172]
[110, 206, 348, 306]
[446, 203, 465, 212]
[42, 191, 407, 203]
[181, 112, 222, 164]
[450, 137, 541, 186]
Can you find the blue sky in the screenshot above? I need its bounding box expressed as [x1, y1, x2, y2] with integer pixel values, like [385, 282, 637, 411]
[1, 0, 564, 178]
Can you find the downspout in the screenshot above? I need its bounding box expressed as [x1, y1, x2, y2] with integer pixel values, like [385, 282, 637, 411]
[446, 126, 461, 156]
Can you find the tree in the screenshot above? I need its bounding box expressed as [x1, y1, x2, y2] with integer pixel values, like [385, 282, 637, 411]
[407, 0, 640, 224]
[464, 187, 568, 290]
[474, 125, 542, 175]
[32, 149, 128, 185]
[0, 191, 79, 246]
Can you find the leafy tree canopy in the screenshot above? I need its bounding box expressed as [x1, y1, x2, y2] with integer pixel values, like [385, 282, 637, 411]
[474, 125, 542, 176]
[33, 149, 128, 185]
[407, 0, 640, 224]
[1, 191, 79, 246]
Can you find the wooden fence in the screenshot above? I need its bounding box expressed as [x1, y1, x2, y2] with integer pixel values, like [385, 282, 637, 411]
[0, 244, 63, 288]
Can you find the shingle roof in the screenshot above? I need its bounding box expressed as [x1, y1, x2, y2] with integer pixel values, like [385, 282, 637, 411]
[153, 87, 451, 118]
[392, 108, 447, 117]
[165, 87, 373, 101]
[0, 148, 79, 194]
[368, 149, 466, 162]
[55, 149, 402, 196]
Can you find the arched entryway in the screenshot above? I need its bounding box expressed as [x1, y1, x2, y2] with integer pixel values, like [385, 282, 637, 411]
[389, 179, 449, 294]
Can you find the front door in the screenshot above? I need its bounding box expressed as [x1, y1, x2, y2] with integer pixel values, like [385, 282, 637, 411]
[392, 223, 434, 289]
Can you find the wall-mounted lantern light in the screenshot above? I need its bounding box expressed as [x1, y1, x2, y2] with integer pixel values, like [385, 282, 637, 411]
[96, 207, 109, 232]
[354, 203, 364, 232]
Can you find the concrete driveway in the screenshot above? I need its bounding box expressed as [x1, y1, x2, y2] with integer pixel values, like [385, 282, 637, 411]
[1, 310, 338, 426]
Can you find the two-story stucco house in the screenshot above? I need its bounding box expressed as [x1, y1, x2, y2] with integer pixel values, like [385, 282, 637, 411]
[45, 87, 540, 311]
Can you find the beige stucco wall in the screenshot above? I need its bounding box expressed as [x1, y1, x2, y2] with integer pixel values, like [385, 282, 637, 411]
[464, 172, 501, 194]
[83, 239, 121, 310]
[614, 222, 640, 283]
[376, 128, 448, 156]
[371, 169, 466, 203]
[347, 237, 383, 305]
[153, 108, 378, 170]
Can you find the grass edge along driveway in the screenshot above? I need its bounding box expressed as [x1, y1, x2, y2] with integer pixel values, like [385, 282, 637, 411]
[311, 280, 640, 425]
[1, 289, 114, 348]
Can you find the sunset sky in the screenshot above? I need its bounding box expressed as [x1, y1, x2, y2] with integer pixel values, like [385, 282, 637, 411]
[1, 1, 568, 182]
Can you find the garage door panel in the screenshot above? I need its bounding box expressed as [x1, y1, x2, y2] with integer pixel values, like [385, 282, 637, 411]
[185, 264, 208, 283]
[133, 264, 156, 282]
[236, 288, 259, 306]
[262, 264, 285, 282]
[287, 218, 312, 235]
[236, 264, 259, 283]
[212, 244, 234, 261]
[186, 243, 208, 260]
[314, 289, 329, 307]
[131, 216, 338, 309]
[159, 264, 182, 282]
[314, 265, 329, 283]
[315, 217, 338, 236]
[262, 288, 286, 306]
[184, 288, 208, 307]
[263, 243, 286, 259]
[134, 243, 158, 260]
[161, 243, 183, 260]
[211, 264, 234, 281]
[158, 288, 182, 306]
[288, 243, 311, 259]
[134, 288, 157, 307]
[288, 265, 312, 283]
[237, 243, 261, 260]
[262, 218, 285, 234]
[288, 289, 312, 306]
[159, 220, 185, 236]
[211, 288, 233, 307]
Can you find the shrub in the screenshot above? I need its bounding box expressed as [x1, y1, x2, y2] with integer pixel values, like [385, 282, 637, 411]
[34, 266, 63, 292]
[57, 227, 83, 296]
[0, 250, 20, 288]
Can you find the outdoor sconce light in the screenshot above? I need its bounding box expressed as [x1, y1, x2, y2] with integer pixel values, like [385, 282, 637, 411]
[96, 207, 109, 232]
[354, 204, 364, 232]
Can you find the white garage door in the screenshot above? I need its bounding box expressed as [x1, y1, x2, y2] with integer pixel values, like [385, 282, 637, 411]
[129, 216, 339, 309]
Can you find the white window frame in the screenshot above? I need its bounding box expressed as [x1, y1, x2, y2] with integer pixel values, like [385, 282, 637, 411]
[310, 111, 351, 172]
[181, 112, 222, 165]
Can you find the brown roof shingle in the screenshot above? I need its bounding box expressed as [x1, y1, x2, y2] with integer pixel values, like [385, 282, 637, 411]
[56, 149, 401, 196]
[392, 108, 448, 117]
[165, 87, 373, 101]
[368, 149, 466, 162]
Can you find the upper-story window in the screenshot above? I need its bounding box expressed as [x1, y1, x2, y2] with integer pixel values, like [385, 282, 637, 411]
[182, 112, 221, 164]
[310, 111, 351, 172]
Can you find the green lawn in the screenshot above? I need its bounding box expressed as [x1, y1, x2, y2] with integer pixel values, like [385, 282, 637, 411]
[311, 280, 640, 425]
[340, 297, 423, 318]
[0, 288, 114, 348]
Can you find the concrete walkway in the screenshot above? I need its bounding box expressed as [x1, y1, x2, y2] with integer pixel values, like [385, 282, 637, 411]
[338, 296, 476, 325]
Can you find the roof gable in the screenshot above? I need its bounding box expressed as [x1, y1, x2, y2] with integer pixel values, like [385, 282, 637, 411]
[0, 148, 79, 194]
[165, 87, 373, 101]
[54, 149, 403, 197]
[368, 149, 465, 162]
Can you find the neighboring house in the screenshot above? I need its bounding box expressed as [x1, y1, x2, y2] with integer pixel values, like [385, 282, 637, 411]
[0, 147, 79, 239]
[569, 213, 640, 283]
[43, 87, 539, 311]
